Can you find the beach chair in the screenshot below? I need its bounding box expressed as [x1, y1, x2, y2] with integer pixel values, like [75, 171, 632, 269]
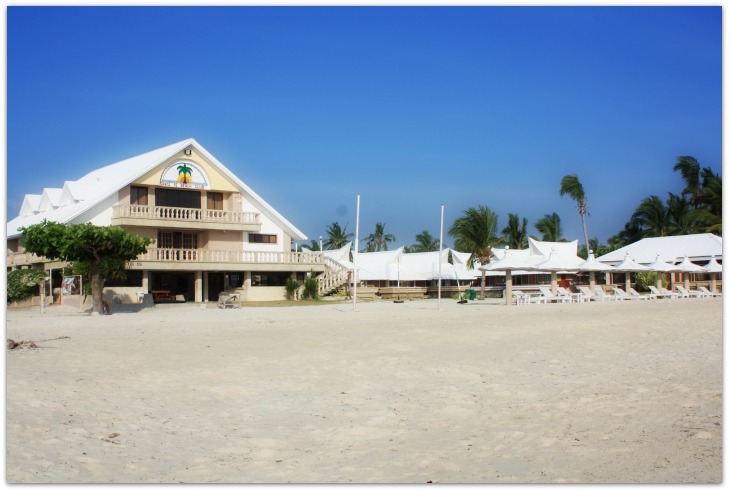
[648, 285, 678, 300]
[538, 286, 571, 303]
[577, 285, 598, 302]
[629, 287, 652, 300]
[698, 286, 721, 298]
[558, 286, 583, 302]
[594, 285, 617, 301]
[512, 290, 535, 305]
[217, 292, 240, 309]
[675, 285, 706, 298]
[612, 287, 638, 300]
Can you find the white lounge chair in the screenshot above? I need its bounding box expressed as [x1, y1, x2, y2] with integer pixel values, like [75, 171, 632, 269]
[698, 286, 721, 298]
[613, 287, 643, 300]
[594, 285, 617, 301]
[629, 287, 652, 300]
[648, 285, 678, 299]
[558, 286, 583, 302]
[512, 290, 535, 305]
[538, 286, 571, 303]
[577, 285, 598, 301]
[675, 285, 706, 298]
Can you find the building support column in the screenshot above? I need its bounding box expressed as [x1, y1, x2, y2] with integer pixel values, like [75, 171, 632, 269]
[195, 271, 203, 303]
[203, 272, 209, 302]
[243, 271, 252, 302]
[142, 270, 150, 294]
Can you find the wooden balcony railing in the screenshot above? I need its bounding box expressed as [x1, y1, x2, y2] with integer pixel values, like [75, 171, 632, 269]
[112, 205, 260, 225]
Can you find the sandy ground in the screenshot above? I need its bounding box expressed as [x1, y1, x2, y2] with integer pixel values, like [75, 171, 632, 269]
[5, 297, 723, 484]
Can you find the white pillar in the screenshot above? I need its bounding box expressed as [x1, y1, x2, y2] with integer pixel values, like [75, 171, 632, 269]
[505, 270, 513, 306]
[551, 272, 558, 295]
[194, 271, 203, 303]
[142, 270, 150, 293]
[203, 272, 209, 302]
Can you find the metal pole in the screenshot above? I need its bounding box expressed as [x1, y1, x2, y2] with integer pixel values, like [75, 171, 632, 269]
[353, 194, 360, 312]
[438, 204, 444, 310]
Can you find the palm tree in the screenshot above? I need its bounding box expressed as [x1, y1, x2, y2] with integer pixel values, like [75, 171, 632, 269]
[410, 230, 441, 252]
[363, 222, 396, 252]
[449, 206, 503, 298]
[307, 240, 321, 251]
[559, 174, 590, 250]
[323, 222, 354, 250]
[673, 156, 702, 207]
[449, 206, 502, 267]
[501, 213, 528, 250]
[631, 195, 669, 238]
[689, 169, 722, 235]
[666, 192, 695, 235]
[534, 213, 564, 242]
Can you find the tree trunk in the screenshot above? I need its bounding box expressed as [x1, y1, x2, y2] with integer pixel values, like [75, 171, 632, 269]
[480, 271, 486, 299]
[90, 261, 104, 315]
[580, 213, 590, 254]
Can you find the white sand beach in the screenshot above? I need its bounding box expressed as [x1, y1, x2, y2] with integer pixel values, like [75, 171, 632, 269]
[5, 298, 722, 484]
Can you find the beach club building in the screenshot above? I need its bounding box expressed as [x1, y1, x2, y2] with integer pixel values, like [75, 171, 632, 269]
[7, 139, 347, 305]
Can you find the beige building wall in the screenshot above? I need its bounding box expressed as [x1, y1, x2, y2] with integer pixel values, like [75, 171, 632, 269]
[132, 148, 238, 193]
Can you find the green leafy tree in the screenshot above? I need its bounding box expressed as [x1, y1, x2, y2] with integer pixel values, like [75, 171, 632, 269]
[689, 168, 722, 234]
[7, 268, 46, 304]
[501, 213, 529, 250]
[559, 174, 590, 250]
[410, 230, 441, 252]
[673, 156, 702, 207]
[20, 221, 153, 315]
[534, 213, 564, 242]
[323, 222, 354, 250]
[363, 222, 396, 252]
[449, 205, 503, 268]
[631, 195, 669, 238]
[306, 240, 321, 251]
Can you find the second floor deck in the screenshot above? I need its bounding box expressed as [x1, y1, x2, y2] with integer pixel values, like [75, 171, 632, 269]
[111, 204, 262, 231]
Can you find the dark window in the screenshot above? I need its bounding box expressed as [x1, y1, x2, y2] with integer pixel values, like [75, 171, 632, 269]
[158, 231, 197, 249]
[251, 272, 289, 286]
[250, 234, 277, 244]
[156, 188, 201, 209]
[207, 192, 223, 210]
[228, 273, 243, 288]
[105, 271, 143, 287]
[130, 186, 148, 205]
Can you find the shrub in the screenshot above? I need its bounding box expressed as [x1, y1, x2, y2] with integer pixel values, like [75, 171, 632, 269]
[7, 269, 45, 303]
[635, 271, 662, 292]
[285, 277, 301, 300]
[302, 275, 319, 300]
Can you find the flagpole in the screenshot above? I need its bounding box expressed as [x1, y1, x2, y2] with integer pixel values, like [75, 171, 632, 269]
[438, 204, 444, 310]
[353, 194, 360, 312]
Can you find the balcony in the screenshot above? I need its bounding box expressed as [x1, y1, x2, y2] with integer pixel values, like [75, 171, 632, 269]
[128, 248, 328, 273]
[111, 205, 262, 232]
[7, 252, 45, 268]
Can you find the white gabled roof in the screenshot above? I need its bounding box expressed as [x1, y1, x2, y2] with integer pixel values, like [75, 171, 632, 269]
[528, 237, 579, 257]
[7, 138, 307, 240]
[19, 194, 42, 217]
[597, 234, 722, 265]
[37, 188, 63, 212]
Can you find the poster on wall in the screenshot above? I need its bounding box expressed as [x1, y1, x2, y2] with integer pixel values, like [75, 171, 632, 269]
[160, 160, 210, 189]
[61, 276, 81, 295]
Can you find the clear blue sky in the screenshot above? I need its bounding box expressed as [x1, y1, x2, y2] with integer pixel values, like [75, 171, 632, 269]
[7, 6, 722, 250]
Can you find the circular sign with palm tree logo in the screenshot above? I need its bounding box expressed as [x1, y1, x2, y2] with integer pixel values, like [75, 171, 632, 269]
[160, 161, 210, 189]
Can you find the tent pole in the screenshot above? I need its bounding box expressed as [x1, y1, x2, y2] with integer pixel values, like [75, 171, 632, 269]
[438, 204, 444, 310]
[353, 194, 360, 312]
